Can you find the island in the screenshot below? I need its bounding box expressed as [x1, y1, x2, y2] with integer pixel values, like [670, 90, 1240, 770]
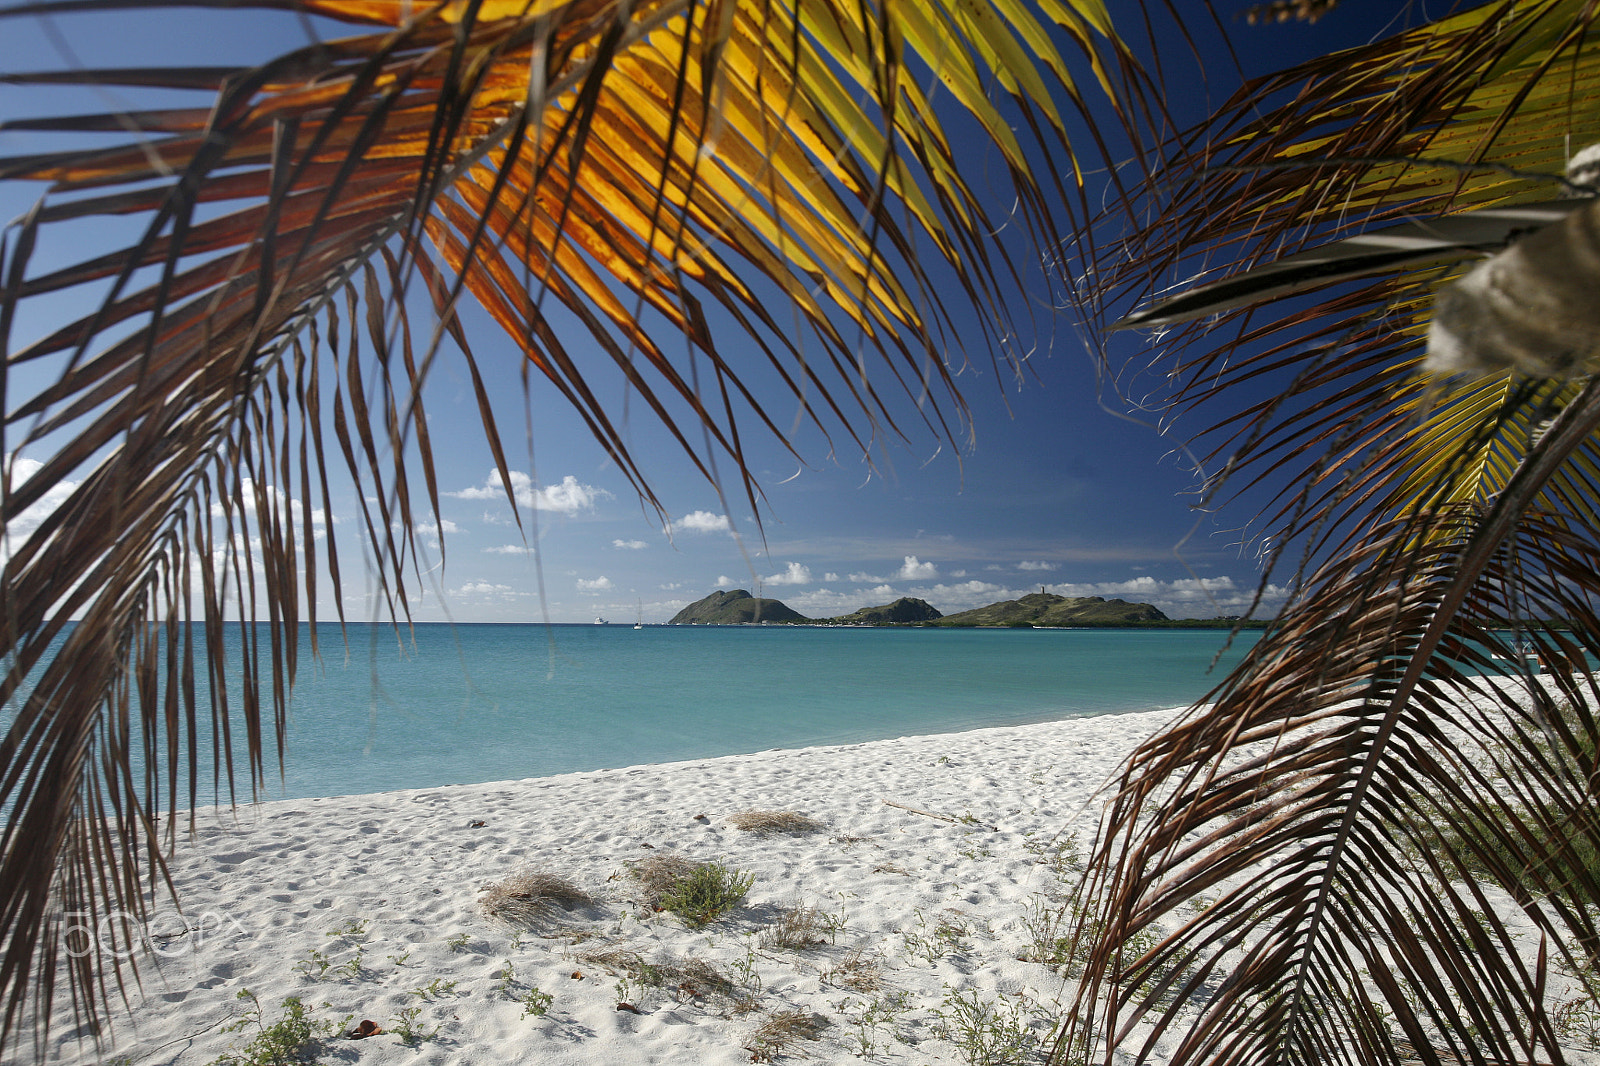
[936, 592, 1167, 627]
[668, 590, 1182, 627]
[667, 589, 809, 624]
[820, 597, 942, 625]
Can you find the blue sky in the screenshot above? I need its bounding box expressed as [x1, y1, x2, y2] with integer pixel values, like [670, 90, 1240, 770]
[0, 1, 1410, 623]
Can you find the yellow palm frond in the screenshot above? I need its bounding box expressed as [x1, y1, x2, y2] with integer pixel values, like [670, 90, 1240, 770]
[0, 0, 1130, 1054]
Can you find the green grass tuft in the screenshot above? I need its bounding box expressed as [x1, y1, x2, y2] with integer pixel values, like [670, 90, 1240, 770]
[657, 862, 754, 927]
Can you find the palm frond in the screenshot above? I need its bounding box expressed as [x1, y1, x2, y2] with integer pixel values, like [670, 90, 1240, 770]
[1061, 381, 1600, 1066]
[1059, 2, 1600, 1064]
[0, 0, 1132, 1055]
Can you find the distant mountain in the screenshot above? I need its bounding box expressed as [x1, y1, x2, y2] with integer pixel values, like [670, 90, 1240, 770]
[825, 597, 942, 625]
[668, 589, 808, 624]
[938, 592, 1167, 627]
[667, 589, 1165, 627]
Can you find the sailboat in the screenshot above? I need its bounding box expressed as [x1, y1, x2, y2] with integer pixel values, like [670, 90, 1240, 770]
[634, 600, 644, 630]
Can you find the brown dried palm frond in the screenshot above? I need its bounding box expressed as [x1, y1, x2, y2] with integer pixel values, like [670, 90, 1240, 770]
[1057, 2, 1600, 1064]
[0, 0, 1135, 1055]
[1060, 393, 1600, 1065]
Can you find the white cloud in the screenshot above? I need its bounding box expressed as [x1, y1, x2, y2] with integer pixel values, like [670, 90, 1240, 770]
[868, 584, 896, 599]
[933, 580, 1006, 598]
[1035, 576, 1290, 618]
[396, 517, 459, 550]
[577, 576, 613, 592]
[659, 582, 685, 591]
[897, 555, 938, 581]
[715, 575, 733, 588]
[764, 561, 812, 586]
[485, 544, 535, 555]
[823, 572, 840, 583]
[3, 456, 79, 550]
[452, 470, 529, 501]
[671, 510, 732, 534]
[210, 477, 332, 529]
[450, 470, 609, 515]
[541, 475, 608, 514]
[779, 588, 853, 616]
[419, 519, 461, 537]
[454, 581, 513, 596]
[950, 570, 967, 578]
[848, 572, 882, 583]
[613, 538, 649, 550]
[1017, 560, 1056, 572]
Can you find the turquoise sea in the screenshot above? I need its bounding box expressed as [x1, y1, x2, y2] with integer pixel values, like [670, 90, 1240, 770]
[8, 623, 1261, 802]
[179, 623, 1259, 801]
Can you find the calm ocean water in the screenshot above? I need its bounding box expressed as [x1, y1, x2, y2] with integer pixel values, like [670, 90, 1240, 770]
[15, 623, 1261, 801]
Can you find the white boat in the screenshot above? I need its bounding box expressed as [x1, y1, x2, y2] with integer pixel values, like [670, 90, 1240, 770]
[594, 616, 606, 625]
[1491, 637, 1541, 672]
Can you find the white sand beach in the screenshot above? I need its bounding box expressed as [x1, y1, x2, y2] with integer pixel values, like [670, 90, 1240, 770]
[42, 700, 1562, 1066]
[46, 708, 1185, 1065]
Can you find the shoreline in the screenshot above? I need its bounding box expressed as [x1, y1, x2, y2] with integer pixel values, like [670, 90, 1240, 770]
[185, 704, 1186, 822]
[246, 702, 1186, 807]
[54, 707, 1191, 1065]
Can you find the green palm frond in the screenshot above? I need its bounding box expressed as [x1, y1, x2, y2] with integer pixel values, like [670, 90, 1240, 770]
[1095, 0, 1600, 521]
[1059, 3, 1600, 1065]
[0, 0, 1131, 1055]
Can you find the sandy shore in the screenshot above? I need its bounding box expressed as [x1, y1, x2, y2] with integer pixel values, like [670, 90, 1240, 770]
[46, 690, 1576, 1066]
[47, 706, 1197, 1065]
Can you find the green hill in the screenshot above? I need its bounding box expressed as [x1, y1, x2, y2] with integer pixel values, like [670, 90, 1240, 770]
[668, 589, 808, 624]
[937, 592, 1166, 627]
[824, 597, 942, 625]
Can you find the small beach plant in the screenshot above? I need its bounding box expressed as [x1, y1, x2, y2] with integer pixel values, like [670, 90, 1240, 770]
[627, 853, 700, 902]
[209, 990, 345, 1066]
[931, 985, 1041, 1066]
[901, 910, 978, 965]
[759, 902, 841, 951]
[1554, 994, 1600, 1051]
[837, 989, 912, 1058]
[744, 1009, 831, 1063]
[823, 945, 885, 993]
[327, 918, 368, 941]
[656, 862, 755, 927]
[292, 945, 364, 982]
[408, 978, 458, 1000]
[291, 950, 334, 981]
[491, 960, 555, 1017]
[386, 1006, 440, 1047]
[731, 939, 763, 999]
[519, 986, 555, 1019]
